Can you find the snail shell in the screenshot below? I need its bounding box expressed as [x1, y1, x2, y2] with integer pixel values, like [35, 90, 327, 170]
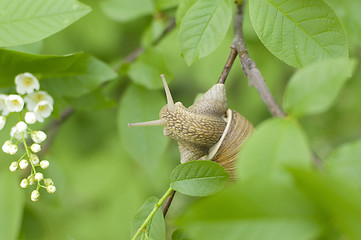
[128, 75, 253, 179]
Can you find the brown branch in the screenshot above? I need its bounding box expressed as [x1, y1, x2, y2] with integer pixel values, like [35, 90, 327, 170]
[232, 2, 323, 168]
[162, 190, 176, 217]
[232, 4, 285, 118]
[218, 48, 238, 84]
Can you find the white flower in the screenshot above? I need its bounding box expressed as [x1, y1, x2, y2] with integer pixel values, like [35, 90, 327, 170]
[30, 143, 41, 153]
[9, 161, 18, 172]
[31, 190, 40, 201]
[34, 172, 43, 181]
[31, 131, 47, 143]
[46, 185, 56, 194]
[34, 101, 53, 122]
[16, 121, 27, 133]
[40, 160, 49, 169]
[19, 159, 29, 169]
[10, 126, 27, 140]
[20, 179, 29, 188]
[0, 116, 6, 130]
[2, 140, 12, 153]
[9, 144, 18, 155]
[25, 112, 36, 124]
[44, 178, 54, 186]
[6, 94, 24, 112]
[15, 73, 40, 94]
[0, 94, 9, 116]
[24, 91, 53, 111]
[30, 154, 39, 164]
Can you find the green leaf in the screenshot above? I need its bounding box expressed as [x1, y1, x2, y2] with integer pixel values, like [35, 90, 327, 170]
[291, 168, 361, 239]
[283, 58, 356, 118]
[176, 0, 198, 25]
[238, 118, 312, 183]
[0, 49, 117, 98]
[178, 0, 232, 65]
[249, 0, 348, 68]
[178, 180, 322, 240]
[0, 0, 90, 47]
[67, 87, 117, 111]
[324, 0, 361, 46]
[172, 229, 191, 240]
[170, 161, 229, 197]
[118, 84, 168, 169]
[0, 171, 25, 240]
[5, 41, 43, 54]
[100, 0, 154, 22]
[131, 197, 166, 240]
[326, 139, 361, 189]
[128, 49, 173, 90]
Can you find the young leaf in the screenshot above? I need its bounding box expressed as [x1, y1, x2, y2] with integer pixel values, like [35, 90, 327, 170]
[128, 49, 173, 90]
[326, 139, 361, 189]
[290, 168, 361, 239]
[131, 197, 166, 240]
[283, 58, 357, 118]
[249, 0, 348, 68]
[118, 84, 168, 169]
[177, 180, 322, 240]
[100, 0, 154, 22]
[238, 118, 312, 183]
[0, 0, 90, 47]
[178, 0, 232, 65]
[0, 171, 25, 240]
[170, 160, 229, 197]
[0, 49, 117, 98]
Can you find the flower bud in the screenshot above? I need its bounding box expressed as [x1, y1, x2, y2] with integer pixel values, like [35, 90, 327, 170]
[31, 131, 47, 143]
[16, 121, 27, 133]
[2, 140, 12, 153]
[9, 144, 18, 155]
[19, 159, 29, 169]
[44, 178, 54, 186]
[9, 161, 18, 172]
[20, 178, 29, 188]
[40, 160, 49, 169]
[34, 172, 44, 181]
[30, 154, 39, 164]
[30, 143, 41, 153]
[25, 112, 36, 124]
[47, 185, 56, 194]
[31, 190, 40, 201]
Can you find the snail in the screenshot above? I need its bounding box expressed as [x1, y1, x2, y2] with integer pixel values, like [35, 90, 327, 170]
[128, 75, 254, 179]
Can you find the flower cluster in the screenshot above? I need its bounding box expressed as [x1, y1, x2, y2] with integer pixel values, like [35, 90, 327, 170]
[0, 73, 56, 201]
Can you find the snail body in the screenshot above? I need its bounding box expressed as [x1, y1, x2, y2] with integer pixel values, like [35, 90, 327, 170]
[128, 75, 253, 179]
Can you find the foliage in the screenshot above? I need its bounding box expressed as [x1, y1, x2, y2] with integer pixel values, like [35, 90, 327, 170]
[0, 0, 360, 239]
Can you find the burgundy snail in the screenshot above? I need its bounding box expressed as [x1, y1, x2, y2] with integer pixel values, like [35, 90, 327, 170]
[128, 75, 254, 179]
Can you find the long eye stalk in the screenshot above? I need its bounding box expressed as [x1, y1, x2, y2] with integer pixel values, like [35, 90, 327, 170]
[128, 119, 165, 127]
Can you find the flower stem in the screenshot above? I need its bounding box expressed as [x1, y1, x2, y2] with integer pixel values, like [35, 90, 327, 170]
[131, 187, 174, 240]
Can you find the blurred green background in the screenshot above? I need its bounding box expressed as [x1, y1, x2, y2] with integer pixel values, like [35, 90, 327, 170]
[0, 0, 360, 239]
